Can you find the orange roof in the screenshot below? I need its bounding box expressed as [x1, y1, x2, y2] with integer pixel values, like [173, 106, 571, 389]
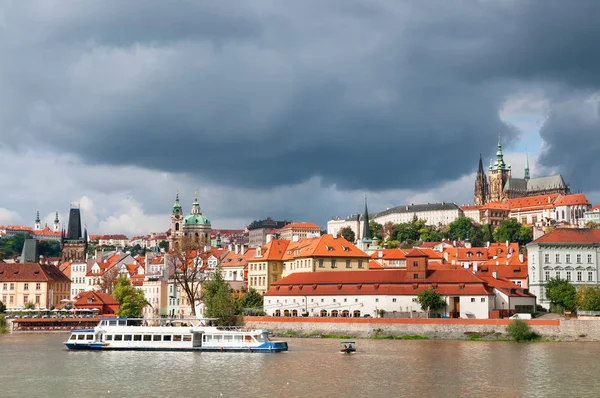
[590, 205, 600, 212]
[508, 193, 559, 211]
[254, 240, 290, 261]
[554, 194, 590, 207]
[73, 291, 119, 306]
[221, 248, 256, 268]
[280, 222, 321, 230]
[369, 249, 408, 260]
[406, 248, 428, 257]
[460, 205, 481, 211]
[369, 259, 384, 269]
[533, 228, 600, 244]
[0, 263, 70, 283]
[481, 202, 510, 210]
[478, 277, 534, 297]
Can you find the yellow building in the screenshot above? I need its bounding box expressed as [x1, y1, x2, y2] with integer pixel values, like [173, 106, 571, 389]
[0, 263, 71, 309]
[248, 235, 369, 294]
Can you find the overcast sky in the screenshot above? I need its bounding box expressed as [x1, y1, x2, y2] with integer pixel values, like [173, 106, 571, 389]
[1, 1, 599, 236]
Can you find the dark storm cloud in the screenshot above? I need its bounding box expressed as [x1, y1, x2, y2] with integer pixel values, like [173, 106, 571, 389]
[537, 98, 600, 192]
[1, 1, 599, 191]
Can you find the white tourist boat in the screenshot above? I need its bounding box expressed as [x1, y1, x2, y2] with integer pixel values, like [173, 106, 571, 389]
[64, 318, 288, 353]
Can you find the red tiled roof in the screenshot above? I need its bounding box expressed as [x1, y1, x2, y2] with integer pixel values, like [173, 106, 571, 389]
[508, 194, 559, 211]
[0, 263, 70, 283]
[481, 202, 510, 210]
[590, 205, 600, 212]
[73, 291, 118, 306]
[533, 228, 600, 244]
[369, 259, 384, 269]
[406, 248, 428, 257]
[369, 249, 408, 260]
[553, 193, 590, 207]
[478, 277, 534, 297]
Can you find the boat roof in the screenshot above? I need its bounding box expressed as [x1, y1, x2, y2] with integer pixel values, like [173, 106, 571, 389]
[340, 341, 356, 344]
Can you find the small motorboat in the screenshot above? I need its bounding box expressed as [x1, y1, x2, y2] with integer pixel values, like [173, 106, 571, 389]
[340, 340, 356, 354]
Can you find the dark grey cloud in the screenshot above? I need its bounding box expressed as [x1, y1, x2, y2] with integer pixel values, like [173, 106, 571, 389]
[1, 1, 599, 193]
[538, 97, 600, 192]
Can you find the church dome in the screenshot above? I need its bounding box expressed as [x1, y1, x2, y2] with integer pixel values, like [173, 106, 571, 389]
[183, 213, 211, 226]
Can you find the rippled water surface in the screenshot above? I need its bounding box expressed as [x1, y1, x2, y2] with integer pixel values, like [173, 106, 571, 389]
[1, 333, 599, 397]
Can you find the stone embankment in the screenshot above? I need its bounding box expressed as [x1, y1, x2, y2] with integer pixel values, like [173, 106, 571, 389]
[243, 316, 600, 341]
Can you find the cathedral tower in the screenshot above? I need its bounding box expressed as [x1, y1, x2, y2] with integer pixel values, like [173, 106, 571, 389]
[169, 191, 184, 250]
[488, 137, 511, 202]
[474, 154, 489, 205]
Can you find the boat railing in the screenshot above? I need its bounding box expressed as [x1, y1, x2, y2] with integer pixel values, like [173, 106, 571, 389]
[215, 326, 252, 332]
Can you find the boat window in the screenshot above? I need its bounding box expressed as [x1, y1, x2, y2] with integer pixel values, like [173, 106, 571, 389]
[114, 335, 123, 341]
[109, 320, 117, 326]
[183, 335, 192, 342]
[134, 335, 142, 341]
[244, 336, 252, 343]
[69, 335, 77, 341]
[203, 335, 210, 342]
[234, 335, 242, 342]
[256, 333, 267, 342]
[106, 335, 113, 341]
[224, 335, 232, 342]
[143, 335, 152, 341]
[118, 320, 127, 326]
[213, 335, 222, 341]
[173, 335, 182, 342]
[152, 335, 161, 342]
[86, 335, 94, 340]
[163, 335, 172, 341]
[124, 335, 132, 341]
[77, 334, 85, 340]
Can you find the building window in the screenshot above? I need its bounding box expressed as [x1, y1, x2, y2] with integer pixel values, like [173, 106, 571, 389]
[577, 254, 582, 264]
[36, 283, 41, 290]
[588, 272, 594, 282]
[566, 271, 571, 281]
[321, 298, 324, 303]
[577, 271, 582, 282]
[344, 298, 347, 302]
[346, 260, 351, 268]
[319, 259, 324, 268]
[35, 295, 40, 304]
[414, 273, 418, 279]
[588, 254, 593, 264]
[413, 261, 419, 267]
[333, 299, 336, 303]
[9, 283, 14, 290]
[566, 254, 571, 264]
[375, 298, 379, 303]
[23, 296, 28, 304]
[481, 298, 485, 302]
[545, 271, 550, 281]
[355, 299, 358, 303]
[471, 298, 475, 303]
[544, 254, 549, 264]
[555, 271, 561, 279]
[331, 259, 337, 269]
[272, 264, 277, 271]
[392, 298, 396, 302]
[24, 283, 29, 291]
[555, 254, 560, 263]
[358, 260, 363, 269]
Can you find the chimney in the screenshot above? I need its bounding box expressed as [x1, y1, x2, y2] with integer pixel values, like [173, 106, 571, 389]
[292, 235, 299, 242]
[95, 248, 102, 261]
[378, 251, 383, 258]
[241, 244, 246, 255]
[332, 231, 337, 239]
[266, 235, 273, 244]
[234, 244, 239, 254]
[228, 244, 233, 252]
[486, 241, 490, 248]
[473, 263, 478, 273]
[492, 271, 498, 279]
[519, 254, 524, 263]
[506, 260, 509, 266]
[506, 240, 509, 248]
[453, 240, 457, 247]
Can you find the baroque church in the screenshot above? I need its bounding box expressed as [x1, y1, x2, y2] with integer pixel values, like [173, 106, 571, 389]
[474, 139, 570, 205]
[169, 192, 212, 250]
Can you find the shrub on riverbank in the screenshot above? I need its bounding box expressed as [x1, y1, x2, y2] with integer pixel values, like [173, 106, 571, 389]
[506, 319, 538, 342]
[0, 314, 7, 333]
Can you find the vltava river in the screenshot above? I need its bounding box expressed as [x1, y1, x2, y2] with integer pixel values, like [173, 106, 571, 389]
[0, 333, 598, 397]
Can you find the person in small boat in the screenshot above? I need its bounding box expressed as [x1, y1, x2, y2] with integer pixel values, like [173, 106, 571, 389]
[348, 343, 353, 349]
[343, 344, 348, 349]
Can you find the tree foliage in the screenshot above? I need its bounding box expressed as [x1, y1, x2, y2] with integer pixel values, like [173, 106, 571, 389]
[338, 226, 355, 243]
[38, 241, 61, 258]
[506, 318, 538, 342]
[585, 221, 599, 228]
[545, 278, 577, 312]
[203, 266, 236, 325]
[99, 266, 121, 294]
[158, 240, 169, 250]
[0, 300, 5, 314]
[167, 236, 210, 316]
[417, 289, 446, 313]
[577, 285, 600, 311]
[113, 277, 148, 318]
[443, 217, 474, 241]
[369, 221, 383, 239]
[235, 288, 265, 315]
[493, 218, 533, 246]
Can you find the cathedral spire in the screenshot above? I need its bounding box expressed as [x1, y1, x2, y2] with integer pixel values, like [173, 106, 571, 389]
[362, 197, 371, 240]
[172, 190, 182, 214]
[474, 153, 489, 206]
[524, 151, 530, 181]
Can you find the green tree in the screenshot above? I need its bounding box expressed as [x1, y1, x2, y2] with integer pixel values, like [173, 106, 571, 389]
[443, 217, 476, 241]
[382, 222, 396, 240]
[493, 218, 533, 246]
[545, 278, 577, 312]
[0, 300, 5, 313]
[113, 277, 148, 318]
[384, 240, 400, 248]
[158, 240, 169, 251]
[236, 288, 264, 315]
[506, 318, 537, 342]
[481, 224, 493, 244]
[11, 233, 28, 255]
[0, 314, 7, 333]
[417, 289, 446, 314]
[338, 226, 355, 243]
[393, 222, 419, 242]
[24, 302, 36, 310]
[585, 221, 599, 228]
[577, 285, 600, 311]
[369, 221, 383, 239]
[419, 225, 443, 242]
[203, 266, 236, 325]
[38, 241, 61, 257]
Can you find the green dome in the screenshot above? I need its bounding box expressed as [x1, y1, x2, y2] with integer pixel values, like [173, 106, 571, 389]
[184, 214, 211, 225]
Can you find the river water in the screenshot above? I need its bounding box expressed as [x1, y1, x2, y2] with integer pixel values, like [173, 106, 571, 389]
[0, 333, 598, 397]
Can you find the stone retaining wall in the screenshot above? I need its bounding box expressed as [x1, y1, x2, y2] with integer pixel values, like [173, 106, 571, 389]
[243, 316, 600, 341]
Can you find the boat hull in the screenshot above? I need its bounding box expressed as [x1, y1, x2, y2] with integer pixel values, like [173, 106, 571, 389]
[65, 341, 288, 353]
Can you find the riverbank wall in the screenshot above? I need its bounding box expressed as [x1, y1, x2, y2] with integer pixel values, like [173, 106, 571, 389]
[243, 316, 600, 341]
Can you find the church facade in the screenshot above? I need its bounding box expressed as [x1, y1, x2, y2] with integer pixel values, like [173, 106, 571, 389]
[169, 192, 212, 250]
[474, 139, 570, 205]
